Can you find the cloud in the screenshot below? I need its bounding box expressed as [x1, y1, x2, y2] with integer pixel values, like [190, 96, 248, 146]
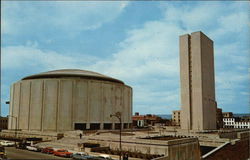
[1, 1, 249, 115]
[2, 45, 98, 71]
[1, 1, 128, 35]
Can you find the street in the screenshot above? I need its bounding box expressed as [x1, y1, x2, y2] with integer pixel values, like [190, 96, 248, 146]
[5, 147, 71, 159]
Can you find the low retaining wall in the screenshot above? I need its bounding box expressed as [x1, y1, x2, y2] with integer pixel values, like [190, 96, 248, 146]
[88, 137, 200, 160]
[0, 130, 59, 141]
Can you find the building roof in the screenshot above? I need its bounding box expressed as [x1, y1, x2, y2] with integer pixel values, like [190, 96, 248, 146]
[22, 69, 124, 84]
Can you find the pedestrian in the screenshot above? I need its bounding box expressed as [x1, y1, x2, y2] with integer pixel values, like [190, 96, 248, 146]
[79, 133, 82, 139]
[123, 152, 128, 160]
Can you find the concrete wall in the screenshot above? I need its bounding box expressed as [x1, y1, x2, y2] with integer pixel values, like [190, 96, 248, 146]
[168, 138, 200, 160]
[180, 34, 192, 130]
[9, 78, 132, 131]
[190, 32, 204, 130]
[199, 32, 217, 130]
[89, 137, 200, 160]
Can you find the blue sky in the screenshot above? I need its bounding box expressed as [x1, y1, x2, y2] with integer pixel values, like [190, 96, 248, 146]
[1, 1, 249, 116]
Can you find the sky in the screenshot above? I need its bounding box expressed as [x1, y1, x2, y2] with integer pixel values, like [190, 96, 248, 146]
[1, 1, 249, 116]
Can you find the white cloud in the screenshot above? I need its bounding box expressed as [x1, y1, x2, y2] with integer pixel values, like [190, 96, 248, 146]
[1, 45, 98, 71]
[1, 1, 129, 35]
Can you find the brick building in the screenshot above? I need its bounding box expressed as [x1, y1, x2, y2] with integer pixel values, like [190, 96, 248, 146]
[0, 117, 8, 130]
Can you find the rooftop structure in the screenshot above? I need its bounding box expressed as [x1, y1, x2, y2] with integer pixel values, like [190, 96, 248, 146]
[222, 112, 233, 118]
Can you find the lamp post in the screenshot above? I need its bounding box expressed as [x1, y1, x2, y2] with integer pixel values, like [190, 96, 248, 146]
[110, 112, 122, 160]
[8, 115, 17, 146]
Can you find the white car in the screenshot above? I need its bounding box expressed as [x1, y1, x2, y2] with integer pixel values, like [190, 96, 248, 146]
[99, 154, 112, 160]
[0, 141, 15, 147]
[26, 145, 40, 152]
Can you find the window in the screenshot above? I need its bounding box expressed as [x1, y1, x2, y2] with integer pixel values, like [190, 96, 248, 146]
[74, 123, 86, 130]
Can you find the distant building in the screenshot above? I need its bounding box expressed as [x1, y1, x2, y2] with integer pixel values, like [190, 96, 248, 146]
[132, 113, 169, 128]
[132, 113, 145, 127]
[216, 108, 223, 129]
[222, 112, 233, 118]
[0, 117, 8, 130]
[223, 117, 250, 129]
[172, 110, 181, 126]
[234, 121, 250, 129]
[180, 31, 217, 130]
[241, 116, 250, 121]
[223, 114, 250, 129]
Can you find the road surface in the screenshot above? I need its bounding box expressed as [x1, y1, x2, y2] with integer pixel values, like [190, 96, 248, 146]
[5, 147, 71, 159]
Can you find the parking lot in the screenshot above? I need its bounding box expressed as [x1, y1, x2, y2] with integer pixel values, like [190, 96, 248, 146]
[5, 147, 71, 159]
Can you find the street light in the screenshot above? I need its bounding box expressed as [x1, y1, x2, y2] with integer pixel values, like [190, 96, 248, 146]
[8, 115, 17, 146]
[110, 112, 122, 160]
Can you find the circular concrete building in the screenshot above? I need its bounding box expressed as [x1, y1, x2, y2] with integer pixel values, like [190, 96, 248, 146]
[8, 69, 132, 132]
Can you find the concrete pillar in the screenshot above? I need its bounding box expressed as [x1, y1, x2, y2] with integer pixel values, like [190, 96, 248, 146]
[100, 123, 104, 130]
[112, 123, 115, 130]
[86, 123, 90, 130]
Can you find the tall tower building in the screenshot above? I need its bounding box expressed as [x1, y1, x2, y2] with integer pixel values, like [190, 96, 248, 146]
[179, 31, 217, 130]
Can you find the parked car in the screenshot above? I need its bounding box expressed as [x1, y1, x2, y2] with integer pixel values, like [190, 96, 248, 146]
[98, 154, 113, 160]
[74, 155, 107, 160]
[26, 145, 42, 152]
[0, 141, 15, 147]
[16, 142, 29, 149]
[72, 152, 89, 160]
[0, 145, 7, 159]
[41, 147, 54, 154]
[54, 149, 73, 158]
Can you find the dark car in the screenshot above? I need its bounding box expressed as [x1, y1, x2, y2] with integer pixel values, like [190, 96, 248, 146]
[16, 142, 30, 149]
[73, 155, 106, 160]
[83, 156, 109, 160]
[0, 145, 7, 159]
[72, 152, 89, 160]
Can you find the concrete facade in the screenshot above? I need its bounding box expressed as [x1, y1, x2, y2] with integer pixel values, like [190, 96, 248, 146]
[180, 31, 217, 130]
[8, 69, 132, 132]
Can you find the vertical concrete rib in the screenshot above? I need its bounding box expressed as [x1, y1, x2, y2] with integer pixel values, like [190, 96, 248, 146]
[188, 35, 193, 130]
[56, 80, 59, 132]
[71, 80, 75, 130]
[41, 80, 44, 131]
[10, 85, 14, 129]
[18, 82, 21, 130]
[87, 81, 90, 129]
[101, 83, 104, 129]
[28, 81, 32, 131]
